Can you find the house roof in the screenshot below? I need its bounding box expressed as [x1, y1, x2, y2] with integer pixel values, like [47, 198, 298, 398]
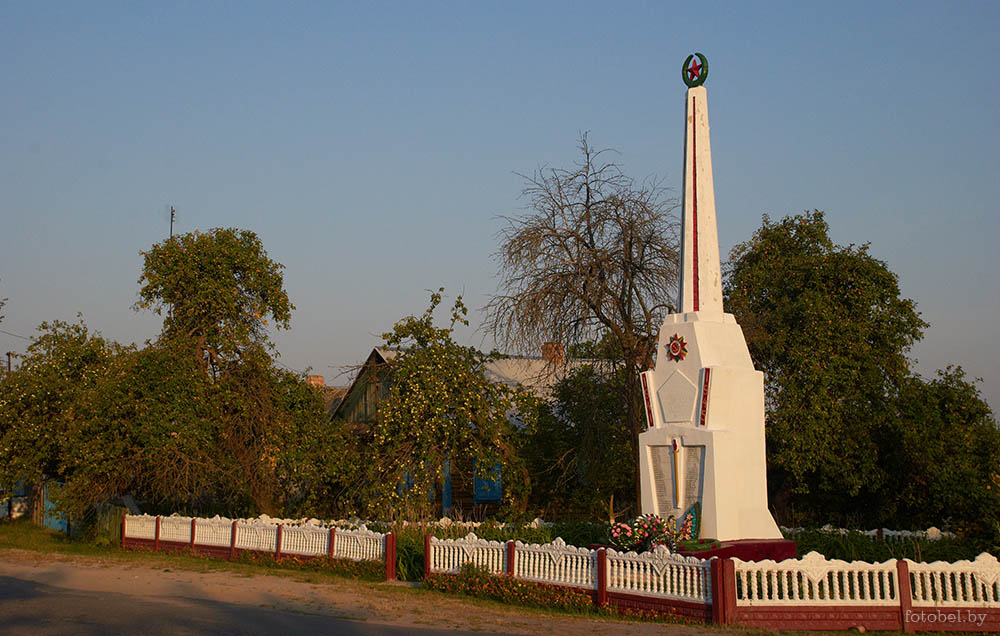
[328, 346, 612, 421]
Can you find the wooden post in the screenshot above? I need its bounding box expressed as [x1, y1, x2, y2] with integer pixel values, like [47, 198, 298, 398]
[275, 524, 283, 560]
[506, 541, 516, 576]
[190, 518, 197, 549]
[897, 559, 914, 633]
[327, 527, 336, 559]
[384, 533, 396, 581]
[154, 516, 161, 551]
[229, 520, 238, 560]
[596, 548, 608, 606]
[423, 534, 432, 580]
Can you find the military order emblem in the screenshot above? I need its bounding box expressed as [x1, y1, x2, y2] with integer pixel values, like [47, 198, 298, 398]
[666, 334, 688, 362]
[682, 53, 708, 88]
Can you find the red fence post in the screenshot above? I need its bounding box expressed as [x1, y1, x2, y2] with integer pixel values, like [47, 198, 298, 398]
[722, 558, 737, 625]
[275, 524, 283, 560]
[710, 557, 726, 624]
[897, 559, 914, 633]
[190, 518, 197, 549]
[327, 527, 336, 559]
[385, 533, 396, 581]
[229, 520, 238, 560]
[423, 534, 432, 580]
[154, 516, 161, 551]
[506, 541, 516, 576]
[121, 515, 127, 548]
[596, 548, 608, 606]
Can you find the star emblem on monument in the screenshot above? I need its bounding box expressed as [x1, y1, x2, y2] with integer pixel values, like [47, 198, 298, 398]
[686, 58, 702, 81]
[666, 333, 688, 362]
[681, 53, 709, 88]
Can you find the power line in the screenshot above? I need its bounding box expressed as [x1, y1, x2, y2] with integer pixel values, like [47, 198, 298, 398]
[0, 329, 30, 340]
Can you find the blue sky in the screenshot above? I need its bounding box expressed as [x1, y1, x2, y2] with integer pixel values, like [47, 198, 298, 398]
[2, 1, 998, 409]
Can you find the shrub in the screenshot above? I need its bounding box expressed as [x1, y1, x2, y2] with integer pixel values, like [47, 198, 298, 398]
[233, 550, 385, 580]
[424, 563, 593, 612]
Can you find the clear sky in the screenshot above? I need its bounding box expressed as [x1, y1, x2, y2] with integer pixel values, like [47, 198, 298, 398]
[2, 2, 998, 409]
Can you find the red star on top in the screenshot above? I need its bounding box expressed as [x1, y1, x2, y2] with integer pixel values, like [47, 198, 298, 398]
[686, 58, 702, 80]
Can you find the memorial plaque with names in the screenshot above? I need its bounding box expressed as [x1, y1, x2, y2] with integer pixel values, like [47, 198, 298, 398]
[649, 445, 674, 513]
[684, 445, 704, 507]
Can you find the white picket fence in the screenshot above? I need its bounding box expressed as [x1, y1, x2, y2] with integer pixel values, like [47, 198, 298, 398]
[122, 514, 387, 562]
[427, 533, 713, 604]
[908, 554, 1000, 607]
[429, 534, 507, 574]
[514, 538, 597, 589]
[733, 551, 899, 606]
[608, 545, 712, 602]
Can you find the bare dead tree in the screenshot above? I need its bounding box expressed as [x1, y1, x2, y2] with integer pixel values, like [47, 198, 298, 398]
[484, 134, 680, 507]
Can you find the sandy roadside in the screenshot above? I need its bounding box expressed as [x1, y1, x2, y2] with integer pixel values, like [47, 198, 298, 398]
[0, 549, 736, 635]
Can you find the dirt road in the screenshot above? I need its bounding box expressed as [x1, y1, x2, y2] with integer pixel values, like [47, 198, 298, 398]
[0, 550, 733, 635]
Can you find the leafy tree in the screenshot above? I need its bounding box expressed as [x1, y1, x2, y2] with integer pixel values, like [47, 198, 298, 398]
[880, 367, 999, 542]
[60, 342, 222, 514]
[484, 136, 679, 506]
[135, 228, 293, 372]
[724, 211, 927, 521]
[0, 319, 121, 506]
[522, 365, 633, 521]
[212, 345, 327, 515]
[346, 289, 536, 519]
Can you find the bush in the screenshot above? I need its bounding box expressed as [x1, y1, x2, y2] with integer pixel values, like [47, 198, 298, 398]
[424, 563, 593, 612]
[785, 528, 988, 563]
[232, 550, 385, 580]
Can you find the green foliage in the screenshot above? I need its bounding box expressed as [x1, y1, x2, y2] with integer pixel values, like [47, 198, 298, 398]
[0, 318, 121, 496]
[786, 528, 988, 563]
[725, 211, 927, 516]
[0, 228, 328, 519]
[522, 366, 634, 520]
[880, 367, 999, 543]
[726, 212, 999, 546]
[233, 551, 385, 581]
[135, 228, 293, 370]
[348, 289, 536, 519]
[424, 563, 594, 612]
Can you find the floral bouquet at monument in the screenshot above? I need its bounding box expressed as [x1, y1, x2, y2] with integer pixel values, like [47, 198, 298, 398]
[609, 509, 697, 553]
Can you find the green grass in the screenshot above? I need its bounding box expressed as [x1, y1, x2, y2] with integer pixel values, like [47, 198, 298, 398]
[0, 518, 380, 584]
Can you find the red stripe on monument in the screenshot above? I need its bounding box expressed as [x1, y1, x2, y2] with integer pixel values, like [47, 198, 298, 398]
[699, 368, 711, 426]
[692, 95, 700, 312]
[641, 373, 655, 428]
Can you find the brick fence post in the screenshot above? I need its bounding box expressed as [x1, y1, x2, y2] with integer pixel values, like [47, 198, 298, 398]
[423, 534, 432, 580]
[506, 541, 516, 576]
[154, 516, 161, 551]
[120, 515, 127, 547]
[385, 533, 396, 581]
[596, 548, 608, 606]
[190, 518, 197, 549]
[716, 558, 737, 625]
[275, 524, 283, 560]
[710, 557, 725, 624]
[229, 520, 238, 560]
[328, 527, 336, 559]
[897, 559, 914, 633]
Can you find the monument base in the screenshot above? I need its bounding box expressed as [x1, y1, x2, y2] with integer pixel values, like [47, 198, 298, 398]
[678, 538, 796, 562]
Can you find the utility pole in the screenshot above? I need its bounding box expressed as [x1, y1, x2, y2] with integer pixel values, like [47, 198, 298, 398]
[5, 351, 12, 372]
[169, 206, 176, 238]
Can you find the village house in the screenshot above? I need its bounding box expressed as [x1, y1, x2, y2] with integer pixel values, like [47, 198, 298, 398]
[328, 344, 604, 516]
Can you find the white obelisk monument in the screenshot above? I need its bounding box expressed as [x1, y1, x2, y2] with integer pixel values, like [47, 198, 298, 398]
[638, 54, 781, 541]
